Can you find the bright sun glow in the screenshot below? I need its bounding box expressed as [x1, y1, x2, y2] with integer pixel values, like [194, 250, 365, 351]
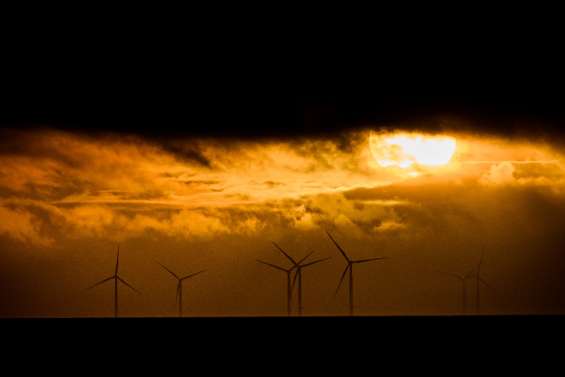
[370, 132, 457, 168]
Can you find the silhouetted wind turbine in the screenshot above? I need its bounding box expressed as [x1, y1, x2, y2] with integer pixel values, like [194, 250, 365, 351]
[474, 249, 492, 314]
[437, 270, 475, 314]
[156, 261, 206, 317]
[326, 231, 386, 316]
[287, 253, 331, 315]
[86, 245, 140, 317]
[272, 242, 330, 316]
[256, 259, 295, 316]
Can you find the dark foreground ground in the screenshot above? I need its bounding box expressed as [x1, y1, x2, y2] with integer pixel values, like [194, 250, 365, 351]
[3, 315, 564, 342]
[3, 316, 562, 368]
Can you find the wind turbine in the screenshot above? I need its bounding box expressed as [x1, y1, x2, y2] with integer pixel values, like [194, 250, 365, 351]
[290, 252, 331, 315]
[156, 261, 206, 317]
[256, 259, 295, 316]
[436, 269, 475, 314]
[271, 242, 330, 316]
[86, 245, 140, 317]
[256, 243, 309, 316]
[326, 231, 386, 316]
[474, 248, 492, 314]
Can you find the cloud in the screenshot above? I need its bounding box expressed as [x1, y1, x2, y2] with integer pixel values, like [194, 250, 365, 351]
[0, 206, 53, 247]
[375, 219, 406, 233]
[481, 162, 515, 185]
[479, 160, 565, 187]
[1, 128, 565, 247]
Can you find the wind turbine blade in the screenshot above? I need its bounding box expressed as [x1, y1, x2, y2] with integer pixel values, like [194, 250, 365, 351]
[118, 277, 141, 294]
[115, 245, 120, 275]
[297, 251, 315, 266]
[181, 270, 206, 281]
[156, 261, 180, 280]
[301, 257, 331, 268]
[85, 276, 114, 290]
[257, 260, 288, 272]
[272, 242, 297, 265]
[353, 257, 387, 264]
[325, 231, 351, 262]
[334, 265, 351, 297]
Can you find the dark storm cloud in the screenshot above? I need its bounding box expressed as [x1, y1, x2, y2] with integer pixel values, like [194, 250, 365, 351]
[5, 99, 565, 143]
[4, 18, 565, 146]
[3, 48, 565, 144]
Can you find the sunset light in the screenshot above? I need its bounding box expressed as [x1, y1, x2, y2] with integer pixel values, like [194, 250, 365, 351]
[370, 132, 457, 168]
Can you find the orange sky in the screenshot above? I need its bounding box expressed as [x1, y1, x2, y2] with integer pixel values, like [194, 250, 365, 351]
[1, 127, 565, 316]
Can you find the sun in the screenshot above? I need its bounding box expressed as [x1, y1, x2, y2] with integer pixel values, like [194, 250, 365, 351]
[369, 131, 457, 168]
